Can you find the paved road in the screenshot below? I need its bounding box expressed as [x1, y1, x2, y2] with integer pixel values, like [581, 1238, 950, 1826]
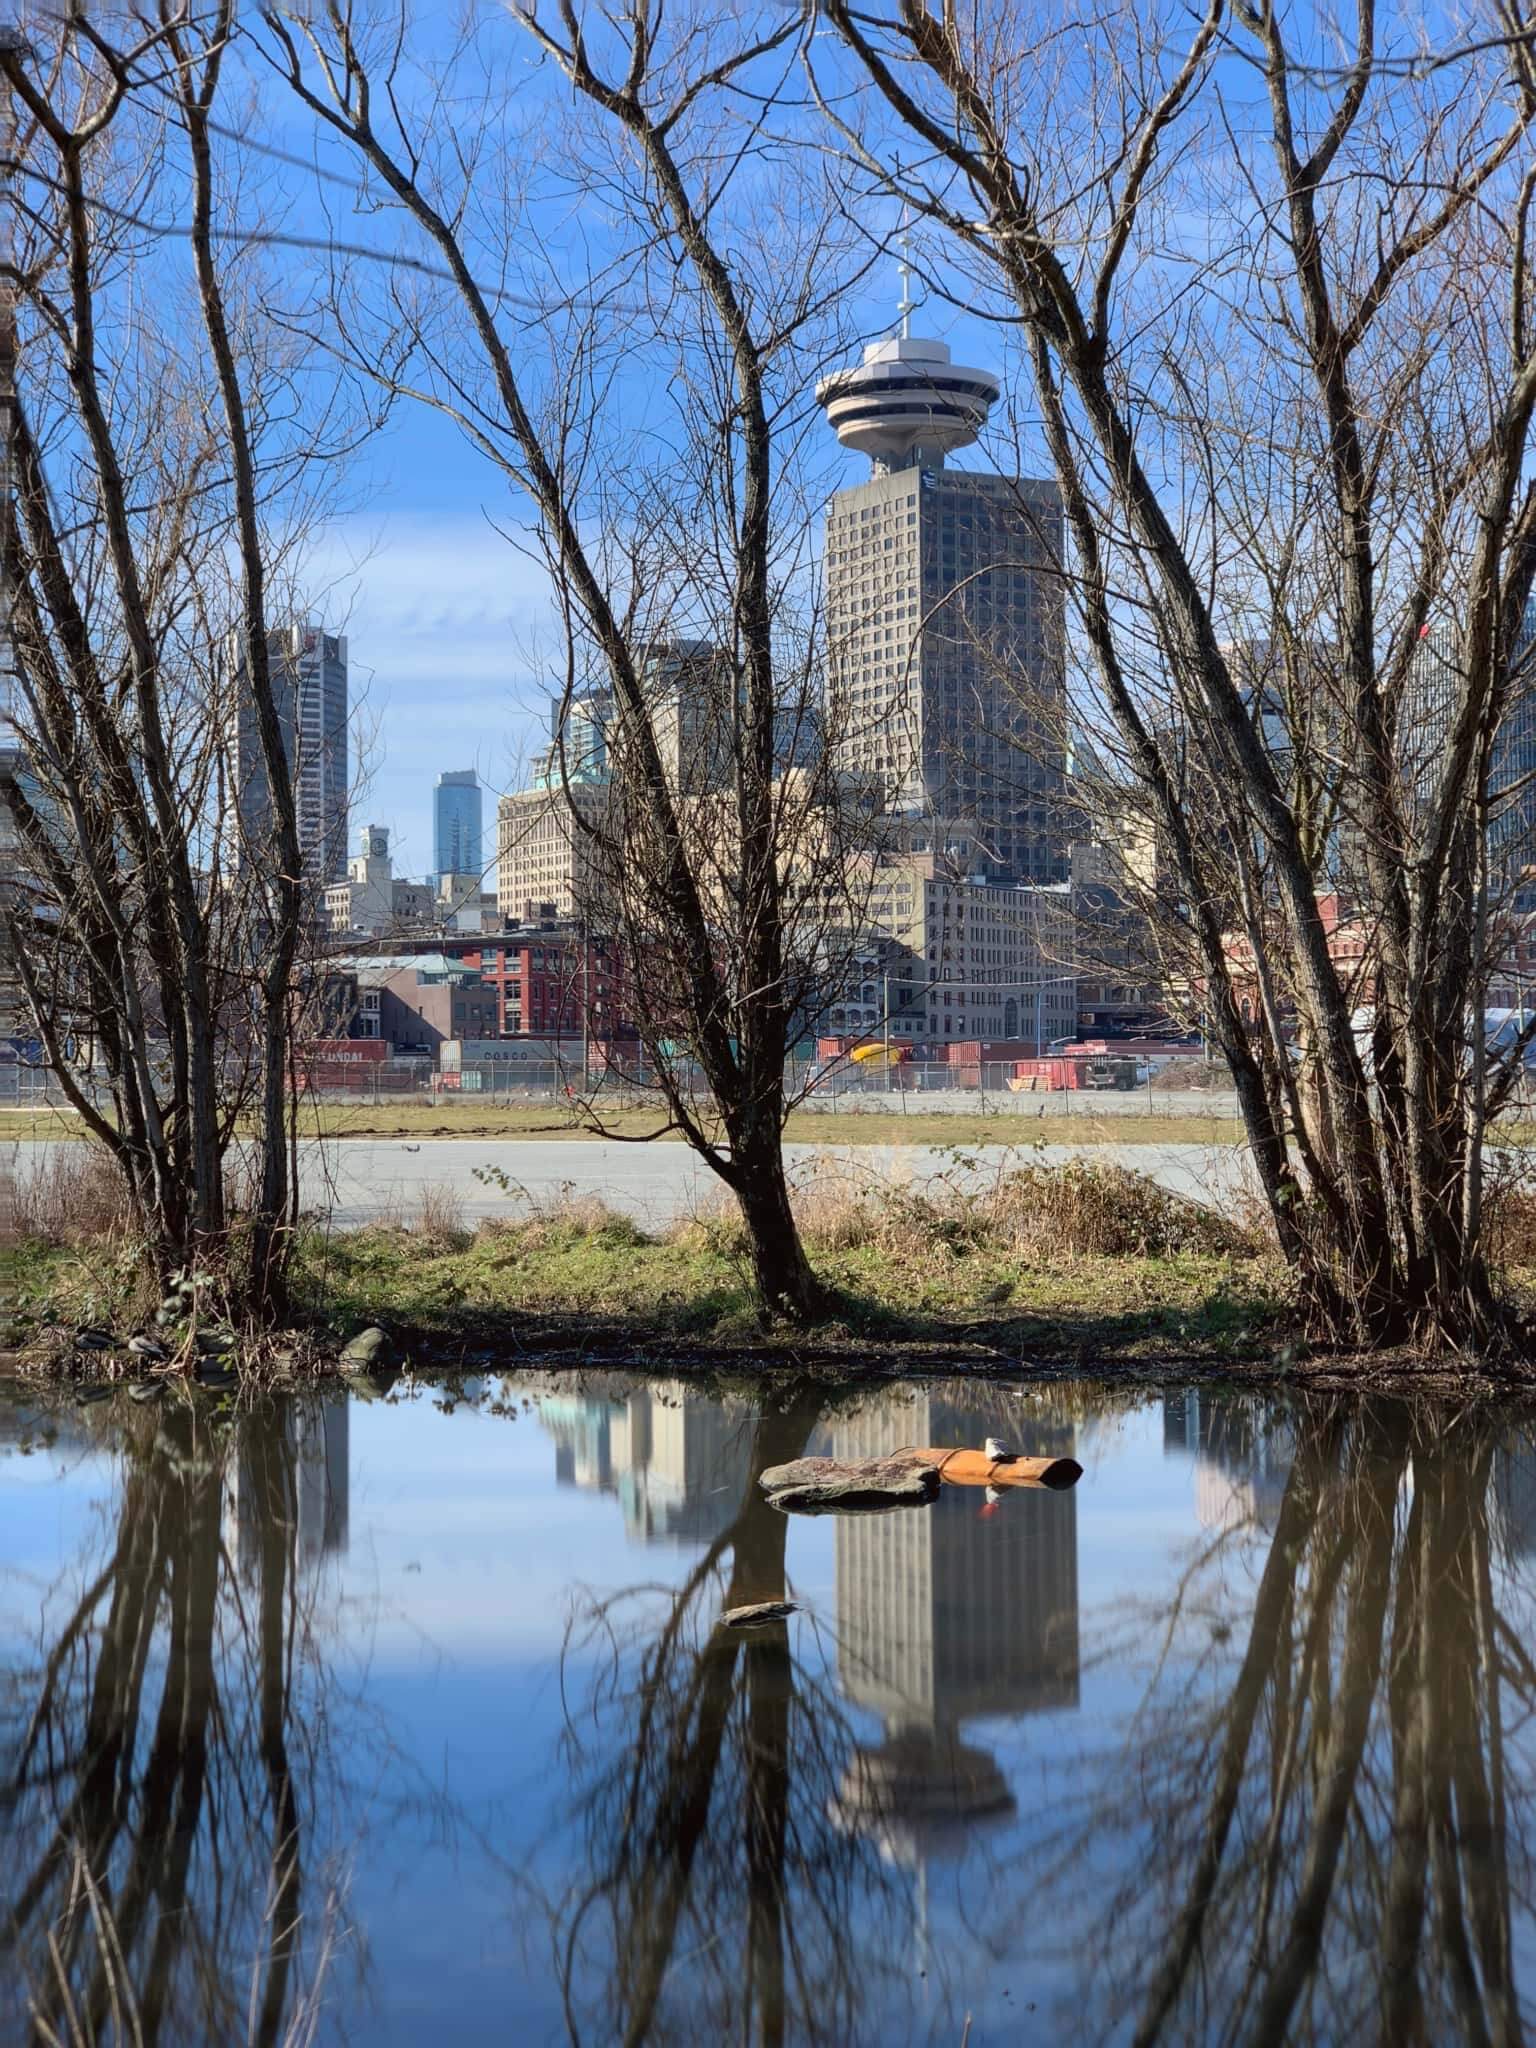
[289, 1135, 1256, 1228]
[5, 1132, 1257, 1230]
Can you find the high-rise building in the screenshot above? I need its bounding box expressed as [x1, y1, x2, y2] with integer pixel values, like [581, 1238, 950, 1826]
[497, 781, 607, 923]
[433, 770, 483, 885]
[536, 1382, 755, 1545]
[1405, 612, 1536, 901]
[539, 642, 737, 800]
[817, 312, 1068, 885]
[841, 853, 1075, 1046]
[231, 624, 349, 882]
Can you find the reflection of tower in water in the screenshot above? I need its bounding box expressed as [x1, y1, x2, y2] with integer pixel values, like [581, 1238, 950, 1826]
[1164, 1390, 1294, 1534]
[831, 1393, 1080, 1865]
[223, 1396, 350, 1581]
[1494, 1437, 1536, 1556]
[538, 1382, 754, 1545]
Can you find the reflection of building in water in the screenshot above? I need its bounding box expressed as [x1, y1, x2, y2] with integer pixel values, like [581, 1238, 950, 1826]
[1164, 1390, 1293, 1533]
[830, 1392, 1080, 1865]
[537, 1382, 754, 1545]
[1495, 1439, 1536, 1555]
[224, 1397, 350, 1580]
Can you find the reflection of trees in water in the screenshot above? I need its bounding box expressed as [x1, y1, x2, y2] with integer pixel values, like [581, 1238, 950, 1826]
[1037, 1396, 1536, 2046]
[550, 1385, 917, 2048]
[0, 1398, 350, 2045]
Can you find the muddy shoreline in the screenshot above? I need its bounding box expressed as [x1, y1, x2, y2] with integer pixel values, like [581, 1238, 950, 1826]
[8, 1311, 1536, 1400]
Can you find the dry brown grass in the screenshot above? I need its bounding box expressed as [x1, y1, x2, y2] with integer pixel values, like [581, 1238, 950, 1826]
[469, 1181, 652, 1254]
[413, 1182, 468, 1246]
[2, 1146, 134, 1247]
[668, 1156, 1248, 1264]
[1484, 1167, 1536, 1269]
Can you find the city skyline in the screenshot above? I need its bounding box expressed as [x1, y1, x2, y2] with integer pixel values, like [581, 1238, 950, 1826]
[294, 262, 1025, 876]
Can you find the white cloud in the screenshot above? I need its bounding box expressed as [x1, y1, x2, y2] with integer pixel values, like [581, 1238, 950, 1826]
[302, 515, 562, 875]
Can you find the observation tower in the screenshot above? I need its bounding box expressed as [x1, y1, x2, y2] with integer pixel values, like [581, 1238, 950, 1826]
[815, 248, 999, 474]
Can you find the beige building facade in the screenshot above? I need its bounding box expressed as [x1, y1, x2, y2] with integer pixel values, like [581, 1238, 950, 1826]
[497, 783, 607, 923]
[837, 853, 1076, 1046]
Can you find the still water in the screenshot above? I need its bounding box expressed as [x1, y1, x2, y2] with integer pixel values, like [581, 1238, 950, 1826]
[0, 1370, 1532, 2046]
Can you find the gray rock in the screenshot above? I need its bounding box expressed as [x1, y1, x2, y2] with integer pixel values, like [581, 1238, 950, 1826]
[341, 1326, 393, 1369]
[759, 1456, 940, 1515]
[194, 1330, 236, 1356]
[720, 1600, 798, 1629]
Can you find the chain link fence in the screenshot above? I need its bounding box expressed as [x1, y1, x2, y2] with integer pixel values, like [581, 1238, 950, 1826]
[12, 1053, 1536, 1127]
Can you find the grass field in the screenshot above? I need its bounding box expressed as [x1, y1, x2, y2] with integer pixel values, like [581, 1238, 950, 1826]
[0, 1100, 1250, 1147]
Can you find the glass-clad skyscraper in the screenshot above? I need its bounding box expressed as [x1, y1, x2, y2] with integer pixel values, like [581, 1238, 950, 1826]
[433, 769, 483, 883]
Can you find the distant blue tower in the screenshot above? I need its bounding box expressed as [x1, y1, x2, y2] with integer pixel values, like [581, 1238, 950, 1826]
[433, 769, 483, 883]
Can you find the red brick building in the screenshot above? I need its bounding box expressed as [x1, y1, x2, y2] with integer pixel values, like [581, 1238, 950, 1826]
[459, 927, 628, 1041]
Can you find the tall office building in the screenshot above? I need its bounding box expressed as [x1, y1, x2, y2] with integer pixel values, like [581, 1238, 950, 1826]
[817, 306, 1068, 884]
[223, 1395, 350, 1582]
[433, 770, 483, 884]
[231, 624, 349, 882]
[538, 642, 736, 799]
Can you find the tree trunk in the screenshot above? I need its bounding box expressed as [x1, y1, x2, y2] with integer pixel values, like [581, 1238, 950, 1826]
[729, 1135, 829, 1323]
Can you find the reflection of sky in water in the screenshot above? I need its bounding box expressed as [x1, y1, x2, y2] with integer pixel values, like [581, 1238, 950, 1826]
[3, 1380, 1536, 2044]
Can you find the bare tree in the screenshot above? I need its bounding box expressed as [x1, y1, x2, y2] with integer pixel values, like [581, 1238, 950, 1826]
[817, 0, 1536, 1350]
[0, 1394, 352, 2045]
[1010, 1393, 1536, 2045]
[0, 7, 348, 1313]
[263, 0, 884, 1321]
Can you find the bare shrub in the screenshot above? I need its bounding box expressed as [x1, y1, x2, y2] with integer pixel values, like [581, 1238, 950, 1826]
[984, 1161, 1248, 1258]
[3, 1147, 133, 1248]
[479, 1191, 651, 1254]
[791, 1159, 1248, 1263]
[1482, 1165, 1536, 1270]
[414, 1184, 468, 1247]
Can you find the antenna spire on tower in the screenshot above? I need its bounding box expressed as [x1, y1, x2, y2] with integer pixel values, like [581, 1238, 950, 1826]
[896, 223, 915, 339]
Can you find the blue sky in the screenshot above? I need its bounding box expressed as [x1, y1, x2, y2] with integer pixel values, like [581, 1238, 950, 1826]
[235, 3, 1016, 879]
[313, 277, 1024, 876]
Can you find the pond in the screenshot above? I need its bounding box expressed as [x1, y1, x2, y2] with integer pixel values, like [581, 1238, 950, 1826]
[0, 1369, 1531, 2045]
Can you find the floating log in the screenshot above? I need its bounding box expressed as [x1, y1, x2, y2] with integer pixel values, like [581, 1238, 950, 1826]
[719, 1600, 797, 1629]
[907, 1448, 1083, 1492]
[759, 1455, 941, 1515]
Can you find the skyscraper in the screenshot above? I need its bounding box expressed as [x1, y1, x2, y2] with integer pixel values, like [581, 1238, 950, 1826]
[433, 769, 483, 884]
[231, 624, 349, 883]
[817, 301, 1068, 884]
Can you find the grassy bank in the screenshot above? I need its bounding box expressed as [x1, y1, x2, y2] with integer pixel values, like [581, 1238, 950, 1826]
[2, 1157, 1290, 1374]
[11, 1150, 1536, 1387]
